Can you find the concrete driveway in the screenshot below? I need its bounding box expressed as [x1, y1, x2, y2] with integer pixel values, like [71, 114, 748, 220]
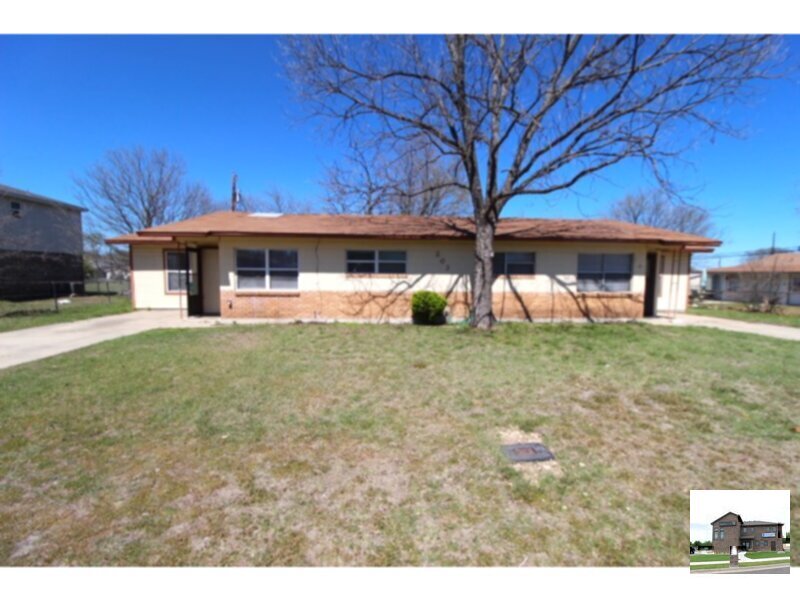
[651, 313, 800, 341]
[0, 311, 217, 370]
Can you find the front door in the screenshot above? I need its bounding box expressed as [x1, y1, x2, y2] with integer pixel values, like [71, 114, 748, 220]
[644, 252, 658, 317]
[771, 541, 776, 551]
[186, 249, 203, 316]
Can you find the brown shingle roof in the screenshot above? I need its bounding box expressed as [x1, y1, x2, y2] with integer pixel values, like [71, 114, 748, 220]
[107, 211, 720, 247]
[742, 520, 783, 526]
[708, 253, 800, 274]
[711, 512, 742, 524]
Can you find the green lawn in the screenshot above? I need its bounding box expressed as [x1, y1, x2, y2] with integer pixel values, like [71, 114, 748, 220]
[688, 304, 800, 328]
[690, 554, 730, 562]
[1, 323, 798, 566]
[0, 296, 131, 333]
[744, 551, 789, 559]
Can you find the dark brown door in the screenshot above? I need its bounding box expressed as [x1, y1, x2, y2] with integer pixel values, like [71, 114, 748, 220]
[186, 249, 203, 316]
[644, 252, 658, 317]
[771, 541, 776, 551]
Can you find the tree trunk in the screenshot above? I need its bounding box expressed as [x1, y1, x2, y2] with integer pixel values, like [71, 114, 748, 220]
[471, 217, 496, 329]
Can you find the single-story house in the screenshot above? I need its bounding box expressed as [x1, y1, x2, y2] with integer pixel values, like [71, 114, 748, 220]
[711, 511, 785, 554]
[689, 268, 703, 295]
[707, 252, 800, 306]
[0, 183, 86, 299]
[107, 211, 720, 321]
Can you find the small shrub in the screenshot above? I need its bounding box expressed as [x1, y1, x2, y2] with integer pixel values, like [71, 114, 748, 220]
[411, 291, 447, 325]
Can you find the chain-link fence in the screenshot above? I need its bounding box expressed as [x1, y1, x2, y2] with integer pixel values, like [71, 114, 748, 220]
[0, 278, 130, 318]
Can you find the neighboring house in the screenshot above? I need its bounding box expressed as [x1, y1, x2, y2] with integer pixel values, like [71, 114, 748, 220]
[707, 253, 800, 306]
[107, 211, 719, 321]
[0, 183, 86, 298]
[711, 511, 785, 554]
[689, 268, 702, 296]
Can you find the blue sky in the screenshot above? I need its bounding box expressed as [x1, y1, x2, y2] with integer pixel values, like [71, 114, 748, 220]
[1, 35, 798, 264]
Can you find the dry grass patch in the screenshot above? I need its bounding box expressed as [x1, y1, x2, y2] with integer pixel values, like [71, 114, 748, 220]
[0, 322, 798, 566]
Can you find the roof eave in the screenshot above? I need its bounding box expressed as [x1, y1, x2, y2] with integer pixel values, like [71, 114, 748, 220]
[131, 229, 721, 247]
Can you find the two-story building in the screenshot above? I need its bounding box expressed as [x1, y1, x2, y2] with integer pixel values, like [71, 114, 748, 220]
[711, 511, 785, 554]
[0, 183, 86, 298]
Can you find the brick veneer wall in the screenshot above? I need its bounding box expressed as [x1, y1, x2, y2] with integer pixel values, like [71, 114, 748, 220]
[220, 289, 644, 321]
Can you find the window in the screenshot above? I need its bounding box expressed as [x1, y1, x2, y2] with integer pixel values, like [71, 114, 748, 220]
[10, 201, 21, 218]
[165, 251, 189, 292]
[493, 252, 536, 276]
[719, 529, 725, 540]
[268, 250, 299, 290]
[726, 274, 739, 292]
[236, 249, 298, 290]
[346, 250, 406, 274]
[577, 254, 633, 292]
[792, 277, 800, 293]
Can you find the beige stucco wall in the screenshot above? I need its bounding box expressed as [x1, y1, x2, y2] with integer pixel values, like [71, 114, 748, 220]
[132, 237, 692, 315]
[131, 245, 184, 310]
[656, 250, 690, 313]
[218, 237, 654, 294]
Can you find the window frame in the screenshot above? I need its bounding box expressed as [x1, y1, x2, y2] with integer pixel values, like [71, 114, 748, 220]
[725, 274, 740, 292]
[493, 251, 536, 277]
[346, 249, 407, 275]
[164, 250, 190, 294]
[235, 248, 299, 291]
[577, 253, 634, 293]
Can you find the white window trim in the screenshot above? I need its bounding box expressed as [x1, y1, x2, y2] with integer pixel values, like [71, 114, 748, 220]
[165, 250, 188, 293]
[235, 248, 299, 291]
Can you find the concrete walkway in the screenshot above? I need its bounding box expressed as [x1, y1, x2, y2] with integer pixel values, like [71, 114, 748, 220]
[690, 555, 790, 566]
[650, 313, 800, 341]
[3, 309, 798, 371]
[0, 310, 219, 370]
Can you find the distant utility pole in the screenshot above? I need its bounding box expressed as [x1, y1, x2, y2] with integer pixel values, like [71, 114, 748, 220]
[771, 232, 776, 254]
[231, 173, 240, 212]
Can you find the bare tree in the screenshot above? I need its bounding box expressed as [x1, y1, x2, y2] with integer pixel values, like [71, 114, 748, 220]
[746, 246, 794, 259]
[74, 146, 214, 233]
[741, 261, 784, 313]
[83, 230, 129, 279]
[261, 187, 315, 214]
[283, 35, 779, 328]
[608, 190, 713, 236]
[323, 140, 469, 216]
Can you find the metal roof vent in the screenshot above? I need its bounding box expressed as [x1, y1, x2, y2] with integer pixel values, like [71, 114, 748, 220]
[250, 212, 283, 218]
[501, 442, 555, 463]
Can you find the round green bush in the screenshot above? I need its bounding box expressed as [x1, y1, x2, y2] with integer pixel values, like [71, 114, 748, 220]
[411, 290, 448, 325]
